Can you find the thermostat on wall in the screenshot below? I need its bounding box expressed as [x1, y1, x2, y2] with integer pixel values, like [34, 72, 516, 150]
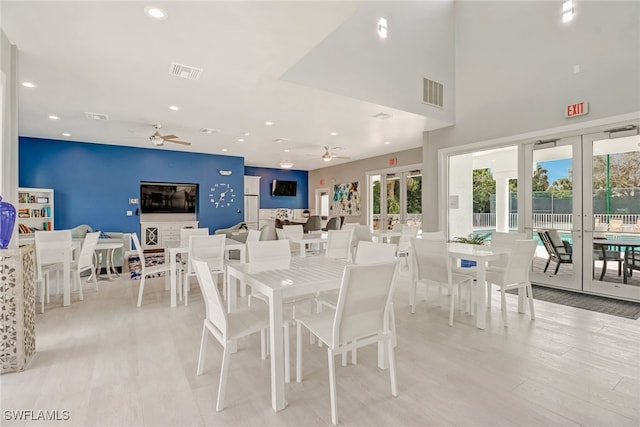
[219, 170, 232, 176]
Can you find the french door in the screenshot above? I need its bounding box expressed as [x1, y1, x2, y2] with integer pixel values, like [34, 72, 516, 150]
[524, 125, 640, 300]
[368, 167, 422, 230]
[524, 136, 583, 291]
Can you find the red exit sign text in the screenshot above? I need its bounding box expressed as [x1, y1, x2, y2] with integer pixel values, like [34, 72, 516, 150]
[565, 101, 589, 118]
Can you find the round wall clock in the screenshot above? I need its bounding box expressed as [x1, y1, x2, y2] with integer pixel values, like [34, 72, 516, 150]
[210, 183, 236, 208]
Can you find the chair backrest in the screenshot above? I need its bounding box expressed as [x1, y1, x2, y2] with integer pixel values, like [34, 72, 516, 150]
[282, 224, 304, 239]
[537, 231, 556, 257]
[324, 217, 341, 231]
[246, 240, 291, 272]
[489, 232, 528, 268]
[411, 237, 451, 284]
[421, 231, 445, 241]
[304, 215, 323, 233]
[188, 235, 226, 274]
[354, 241, 397, 265]
[259, 224, 275, 241]
[192, 258, 228, 341]
[246, 229, 261, 242]
[180, 227, 209, 247]
[77, 231, 100, 269]
[130, 232, 145, 261]
[332, 262, 398, 348]
[501, 240, 537, 284]
[35, 230, 73, 267]
[325, 229, 353, 261]
[341, 223, 360, 230]
[353, 225, 372, 243]
[397, 225, 419, 252]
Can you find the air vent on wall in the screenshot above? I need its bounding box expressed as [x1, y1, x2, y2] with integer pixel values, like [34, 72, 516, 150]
[371, 112, 392, 120]
[168, 62, 203, 80]
[84, 112, 109, 120]
[422, 78, 444, 108]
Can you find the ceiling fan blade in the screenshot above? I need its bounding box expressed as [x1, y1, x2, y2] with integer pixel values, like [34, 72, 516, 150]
[161, 134, 179, 140]
[166, 139, 191, 146]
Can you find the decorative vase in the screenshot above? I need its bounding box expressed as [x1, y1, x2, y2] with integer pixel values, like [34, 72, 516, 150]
[0, 195, 17, 249]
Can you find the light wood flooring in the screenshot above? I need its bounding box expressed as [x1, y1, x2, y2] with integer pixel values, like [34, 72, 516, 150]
[2, 267, 639, 427]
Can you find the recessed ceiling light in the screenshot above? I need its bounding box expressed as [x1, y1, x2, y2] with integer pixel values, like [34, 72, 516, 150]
[284, 149, 290, 153]
[22, 82, 36, 88]
[330, 132, 338, 136]
[145, 6, 167, 20]
[200, 128, 217, 134]
[169, 105, 180, 111]
[49, 115, 60, 120]
[243, 132, 250, 136]
[221, 148, 228, 152]
[265, 121, 274, 126]
[237, 138, 244, 142]
[274, 138, 284, 143]
[384, 141, 391, 145]
[62, 132, 71, 137]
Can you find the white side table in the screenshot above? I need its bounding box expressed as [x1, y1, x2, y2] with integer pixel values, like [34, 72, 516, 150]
[94, 242, 124, 281]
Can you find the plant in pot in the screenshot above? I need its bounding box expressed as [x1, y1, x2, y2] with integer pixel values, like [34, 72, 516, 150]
[451, 233, 490, 267]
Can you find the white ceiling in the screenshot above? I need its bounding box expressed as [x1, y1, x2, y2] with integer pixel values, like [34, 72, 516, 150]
[2, 1, 453, 171]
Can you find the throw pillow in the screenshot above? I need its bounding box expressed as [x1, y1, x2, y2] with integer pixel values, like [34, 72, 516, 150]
[98, 231, 111, 239]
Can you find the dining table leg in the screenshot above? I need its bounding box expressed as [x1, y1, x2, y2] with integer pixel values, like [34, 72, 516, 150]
[268, 291, 287, 411]
[475, 262, 487, 329]
[63, 249, 71, 306]
[168, 251, 177, 308]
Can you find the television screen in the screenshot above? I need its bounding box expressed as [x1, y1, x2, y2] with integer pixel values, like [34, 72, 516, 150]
[272, 180, 297, 196]
[140, 182, 198, 213]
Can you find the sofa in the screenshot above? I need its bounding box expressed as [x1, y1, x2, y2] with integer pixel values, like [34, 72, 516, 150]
[71, 224, 132, 272]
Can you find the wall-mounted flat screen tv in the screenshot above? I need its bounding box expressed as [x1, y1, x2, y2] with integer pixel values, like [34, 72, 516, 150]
[272, 180, 297, 196]
[140, 182, 198, 213]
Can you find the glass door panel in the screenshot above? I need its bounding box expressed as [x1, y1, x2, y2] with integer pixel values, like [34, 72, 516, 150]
[583, 127, 640, 300]
[369, 169, 422, 230]
[406, 171, 422, 228]
[524, 136, 582, 291]
[370, 174, 382, 230]
[386, 174, 400, 229]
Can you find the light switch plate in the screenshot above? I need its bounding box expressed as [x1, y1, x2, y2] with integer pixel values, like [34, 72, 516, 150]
[126, 210, 133, 216]
[129, 198, 138, 205]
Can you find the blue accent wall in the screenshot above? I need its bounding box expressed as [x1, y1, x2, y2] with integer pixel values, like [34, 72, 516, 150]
[244, 166, 308, 209]
[19, 137, 245, 234]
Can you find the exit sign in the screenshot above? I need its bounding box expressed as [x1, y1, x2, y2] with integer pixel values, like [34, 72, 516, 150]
[565, 101, 589, 118]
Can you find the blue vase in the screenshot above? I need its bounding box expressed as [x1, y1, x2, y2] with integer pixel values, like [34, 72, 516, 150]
[0, 195, 17, 249]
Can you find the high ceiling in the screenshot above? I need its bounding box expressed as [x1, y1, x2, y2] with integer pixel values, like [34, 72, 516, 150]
[2, 1, 453, 170]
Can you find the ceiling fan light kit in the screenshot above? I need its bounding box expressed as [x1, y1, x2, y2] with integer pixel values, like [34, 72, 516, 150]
[279, 161, 294, 169]
[148, 124, 191, 146]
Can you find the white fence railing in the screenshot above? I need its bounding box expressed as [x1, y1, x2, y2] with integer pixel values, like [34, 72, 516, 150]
[472, 213, 640, 231]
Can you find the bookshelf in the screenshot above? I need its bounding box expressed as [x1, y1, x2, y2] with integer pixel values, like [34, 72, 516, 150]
[17, 187, 54, 234]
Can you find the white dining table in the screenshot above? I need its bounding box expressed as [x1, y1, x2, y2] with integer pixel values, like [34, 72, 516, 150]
[371, 229, 402, 243]
[94, 241, 123, 281]
[40, 240, 81, 306]
[288, 232, 328, 257]
[165, 237, 246, 308]
[409, 242, 510, 330]
[226, 256, 357, 412]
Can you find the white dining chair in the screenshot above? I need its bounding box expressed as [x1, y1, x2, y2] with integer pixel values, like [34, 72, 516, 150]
[176, 227, 209, 300]
[484, 232, 527, 307]
[324, 229, 353, 262]
[132, 233, 172, 307]
[192, 258, 268, 412]
[351, 225, 373, 260]
[34, 230, 72, 312]
[485, 239, 538, 327]
[282, 224, 304, 255]
[184, 234, 226, 306]
[295, 262, 399, 426]
[70, 231, 100, 296]
[246, 239, 310, 383]
[394, 225, 419, 270]
[245, 229, 261, 242]
[411, 237, 474, 326]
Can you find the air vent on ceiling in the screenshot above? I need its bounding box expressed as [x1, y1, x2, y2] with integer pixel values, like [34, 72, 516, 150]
[372, 112, 392, 120]
[422, 78, 444, 108]
[168, 62, 203, 80]
[84, 112, 109, 121]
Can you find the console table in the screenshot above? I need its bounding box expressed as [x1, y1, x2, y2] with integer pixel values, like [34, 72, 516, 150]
[1, 244, 36, 374]
[140, 221, 199, 250]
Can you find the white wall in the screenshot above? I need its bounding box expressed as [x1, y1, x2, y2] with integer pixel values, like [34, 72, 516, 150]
[423, 0, 640, 231]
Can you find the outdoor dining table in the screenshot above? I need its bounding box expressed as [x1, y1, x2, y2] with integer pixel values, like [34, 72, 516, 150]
[409, 242, 511, 330]
[226, 256, 371, 412]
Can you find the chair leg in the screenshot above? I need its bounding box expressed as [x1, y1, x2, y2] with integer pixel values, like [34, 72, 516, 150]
[387, 335, 398, 397]
[76, 271, 84, 301]
[196, 323, 207, 375]
[261, 329, 267, 361]
[184, 273, 189, 306]
[38, 278, 45, 314]
[486, 281, 492, 309]
[448, 287, 455, 326]
[216, 345, 231, 412]
[328, 349, 338, 426]
[527, 283, 536, 320]
[544, 258, 551, 273]
[91, 266, 98, 291]
[500, 288, 508, 327]
[284, 323, 291, 383]
[136, 276, 146, 307]
[554, 262, 561, 275]
[341, 350, 347, 367]
[296, 321, 302, 383]
[390, 305, 397, 348]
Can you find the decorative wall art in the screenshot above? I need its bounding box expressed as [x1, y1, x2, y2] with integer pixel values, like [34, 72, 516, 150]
[330, 182, 360, 216]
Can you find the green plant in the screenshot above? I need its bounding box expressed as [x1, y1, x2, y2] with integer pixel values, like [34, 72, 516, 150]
[451, 233, 489, 245]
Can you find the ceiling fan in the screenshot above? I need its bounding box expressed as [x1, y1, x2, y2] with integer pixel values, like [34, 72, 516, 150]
[322, 146, 350, 162]
[149, 124, 191, 146]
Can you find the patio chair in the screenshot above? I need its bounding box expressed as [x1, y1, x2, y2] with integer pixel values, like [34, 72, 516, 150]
[538, 230, 572, 274]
